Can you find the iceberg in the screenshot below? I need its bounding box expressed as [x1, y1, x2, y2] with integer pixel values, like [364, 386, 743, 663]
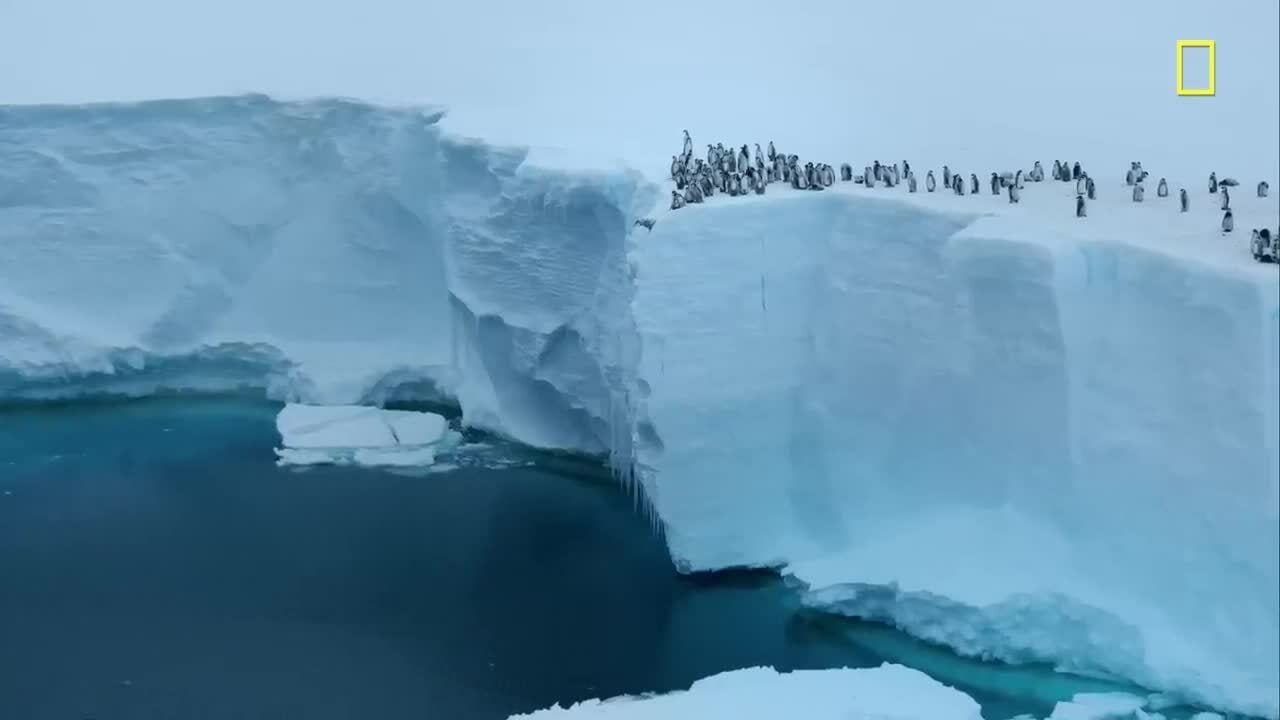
[274, 403, 451, 467]
[506, 663, 984, 719]
[1, 95, 1276, 717]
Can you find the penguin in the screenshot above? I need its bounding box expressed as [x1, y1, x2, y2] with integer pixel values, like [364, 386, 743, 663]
[1072, 162, 1082, 180]
[634, 218, 656, 231]
[823, 164, 836, 187]
[955, 176, 965, 195]
[690, 181, 704, 203]
[804, 163, 815, 188]
[840, 163, 853, 182]
[970, 173, 979, 195]
[1180, 188, 1189, 212]
[682, 130, 693, 161]
[864, 167, 874, 187]
[701, 174, 714, 197]
[755, 144, 765, 169]
[731, 172, 744, 196]
[671, 190, 686, 210]
[1139, 171, 1149, 183]
[1222, 208, 1233, 233]
[1157, 178, 1168, 197]
[874, 160, 883, 181]
[670, 155, 682, 179]
[767, 141, 776, 162]
[1032, 160, 1044, 182]
[684, 184, 697, 204]
[1262, 229, 1275, 261]
[1015, 169, 1024, 189]
[727, 150, 738, 173]
[1125, 169, 1135, 186]
[1008, 183, 1020, 204]
[675, 171, 687, 190]
[926, 170, 936, 192]
[1221, 186, 1230, 210]
[1133, 183, 1144, 202]
[1076, 194, 1087, 218]
[1053, 160, 1062, 181]
[1076, 176, 1086, 195]
[991, 172, 1000, 195]
[908, 173, 918, 193]
[892, 164, 901, 185]
[943, 165, 952, 189]
[738, 145, 750, 173]
[754, 174, 766, 195]
[1209, 172, 1218, 193]
[1086, 177, 1096, 200]
[773, 156, 786, 183]
[1252, 228, 1264, 260]
[1259, 181, 1270, 198]
[903, 161, 911, 179]
[707, 144, 717, 166]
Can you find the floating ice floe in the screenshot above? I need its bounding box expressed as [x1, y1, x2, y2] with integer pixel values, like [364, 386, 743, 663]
[506, 663, 984, 720]
[274, 403, 454, 468]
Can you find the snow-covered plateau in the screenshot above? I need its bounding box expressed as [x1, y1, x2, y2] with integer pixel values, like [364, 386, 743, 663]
[1, 95, 1276, 717]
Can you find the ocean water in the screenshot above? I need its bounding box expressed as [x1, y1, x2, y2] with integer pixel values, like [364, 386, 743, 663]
[0, 397, 1122, 719]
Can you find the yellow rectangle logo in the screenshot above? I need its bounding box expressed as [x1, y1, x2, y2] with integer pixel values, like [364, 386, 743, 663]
[1177, 39, 1215, 96]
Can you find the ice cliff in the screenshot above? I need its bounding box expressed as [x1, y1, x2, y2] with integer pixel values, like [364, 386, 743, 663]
[1, 96, 1275, 717]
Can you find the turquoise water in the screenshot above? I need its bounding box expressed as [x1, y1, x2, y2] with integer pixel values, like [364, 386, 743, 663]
[1, 398, 1139, 719]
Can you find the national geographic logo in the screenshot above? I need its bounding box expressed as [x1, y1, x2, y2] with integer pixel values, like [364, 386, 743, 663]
[1176, 40, 1216, 96]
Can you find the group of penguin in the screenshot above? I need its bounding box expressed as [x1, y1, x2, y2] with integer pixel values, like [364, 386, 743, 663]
[664, 131, 1278, 263]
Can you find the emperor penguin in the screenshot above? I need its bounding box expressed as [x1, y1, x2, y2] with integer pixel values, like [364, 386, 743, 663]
[1032, 160, 1044, 182]
[969, 173, 979, 195]
[1180, 188, 1189, 212]
[1125, 169, 1135, 186]
[767, 141, 776, 161]
[840, 163, 853, 182]
[690, 181, 704, 203]
[1157, 178, 1168, 197]
[684, 184, 697, 204]
[1072, 162, 1082, 180]
[1259, 181, 1270, 198]
[1009, 183, 1020, 204]
[874, 160, 884, 181]
[675, 171, 686, 190]
[671, 190, 686, 210]
[908, 173, 918, 193]
[773, 156, 786, 183]
[670, 155, 682, 179]
[1076, 194, 1087, 218]
[755, 144, 765, 168]
[1086, 176, 1096, 200]
[738, 145, 750, 173]
[943, 165, 952, 189]
[754, 174, 767, 195]
[926, 170, 937, 192]
[1076, 176, 1086, 195]
[991, 172, 1000, 195]
[823, 164, 836, 187]
[707, 144, 716, 165]
[1133, 183, 1144, 202]
[701, 174, 714, 197]
[1015, 169, 1024, 189]
[892, 164, 901, 185]
[903, 161, 911, 178]
[1221, 186, 1231, 210]
[682, 130, 693, 161]
[732, 172, 744, 196]
[1222, 208, 1234, 233]
[1052, 160, 1061, 181]
[955, 176, 965, 195]
[864, 167, 874, 187]
[727, 150, 738, 173]
[1209, 172, 1218, 193]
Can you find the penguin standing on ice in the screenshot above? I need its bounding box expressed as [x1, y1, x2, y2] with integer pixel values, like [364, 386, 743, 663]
[754, 144, 765, 168]
[969, 173, 979, 195]
[1015, 169, 1024, 189]
[1209, 172, 1218, 193]
[738, 145, 750, 173]
[1125, 168, 1135, 186]
[1180, 188, 1189, 212]
[767, 141, 777, 162]
[908, 173, 918, 193]
[1072, 162, 1082, 180]
[1076, 194, 1087, 217]
[731, 172, 744, 196]
[670, 156, 682, 179]
[1053, 160, 1062, 181]
[990, 172, 1000, 195]
[840, 163, 853, 182]
[823, 164, 836, 187]
[773, 156, 786, 183]
[1008, 183, 1020, 204]
[1032, 161, 1044, 182]
[1076, 175, 1086, 195]
[1259, 181, 1270, 198]
[864, 167, 874, 187]
[873, 161, 883, 181]
[943, 165, 952, 189]
[955, 175, 965, 195]
[903, 161, 911, 178]
[1086, 176, 1096, 200]
[892, 164, 901, 185]
[926, 170, 937, 192]
[1221, 186, 1231, 210]
[1222, 209, 1234, 233]
[1133, 183, 1144, 202]
[754, 173, 766, 195]
[1157, 178, 1168, 197]
[682, 130, 693, 162]
[670, 190, 686, 210]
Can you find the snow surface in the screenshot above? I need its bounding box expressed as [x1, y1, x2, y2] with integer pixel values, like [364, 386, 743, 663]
[1047, 693, 1147, 720]
[1, 96, 1277, 717]
[507, 663, 984, 720]
[275, 403, 450, 467]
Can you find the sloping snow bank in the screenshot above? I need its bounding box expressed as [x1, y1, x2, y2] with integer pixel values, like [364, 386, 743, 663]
[631, 182, 1279, 717]
[507, 663, 984, 720]
[274, 403, 452, 467]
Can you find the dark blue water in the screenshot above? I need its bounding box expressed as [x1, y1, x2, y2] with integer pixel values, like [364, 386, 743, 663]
[0, 398, 1067, 719]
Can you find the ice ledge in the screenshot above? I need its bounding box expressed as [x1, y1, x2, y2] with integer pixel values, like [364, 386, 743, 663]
[274, 403, 454, 468]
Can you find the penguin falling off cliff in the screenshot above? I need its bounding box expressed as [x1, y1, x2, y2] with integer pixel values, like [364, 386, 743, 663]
[1180, 188, 1189, 212]
[927, 170, 937, 192]
[1076, 194, 1087, 218]
[1157, 178, 1168, 197]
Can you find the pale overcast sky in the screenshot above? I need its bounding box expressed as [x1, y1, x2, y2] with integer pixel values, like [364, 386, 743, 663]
[1, 0, 1276, 182]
